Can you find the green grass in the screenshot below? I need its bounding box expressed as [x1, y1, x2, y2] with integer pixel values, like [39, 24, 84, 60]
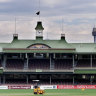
[0, 89, 96, 96]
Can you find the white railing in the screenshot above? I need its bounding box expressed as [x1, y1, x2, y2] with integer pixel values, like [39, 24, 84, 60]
[4, 69, 74, 72]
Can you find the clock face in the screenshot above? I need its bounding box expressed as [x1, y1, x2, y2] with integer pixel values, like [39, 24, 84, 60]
[36, 30, 43, 36]
[38, 31, 42, 34]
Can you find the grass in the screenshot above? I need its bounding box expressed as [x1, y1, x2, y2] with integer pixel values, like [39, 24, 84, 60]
[0, 89, 96, 96]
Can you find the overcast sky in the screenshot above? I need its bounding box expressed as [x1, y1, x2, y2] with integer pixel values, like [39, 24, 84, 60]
[0, 0, 96, 43]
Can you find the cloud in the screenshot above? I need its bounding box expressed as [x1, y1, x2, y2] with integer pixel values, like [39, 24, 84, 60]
[0, 0, 95, 43]
[0, 0, 12, 2]
[41, 0, 66, 8]
[0, 0, 96, 16]
[0, 14, 94, 43]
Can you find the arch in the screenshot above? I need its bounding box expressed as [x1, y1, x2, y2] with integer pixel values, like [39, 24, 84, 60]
[27, 43, 51, 49]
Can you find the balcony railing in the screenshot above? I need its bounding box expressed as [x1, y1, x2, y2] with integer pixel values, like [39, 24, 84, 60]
[4, 69, 74, 72]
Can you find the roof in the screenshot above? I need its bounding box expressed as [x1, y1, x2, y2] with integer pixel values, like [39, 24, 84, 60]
[0, 36, 96, 53]
[35, 21, 44, 30]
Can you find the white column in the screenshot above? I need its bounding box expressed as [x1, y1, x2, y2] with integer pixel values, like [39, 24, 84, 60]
[3, 55, 7, 68]
[53, 53, 55, 59]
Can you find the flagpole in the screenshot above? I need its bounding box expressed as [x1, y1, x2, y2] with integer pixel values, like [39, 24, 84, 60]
[36, 0, 41, 20]
[61, 17, 64, 34]
[15, 17, 16, 34]
[39, 12, 40, 21]
[39, 0, 40, 21]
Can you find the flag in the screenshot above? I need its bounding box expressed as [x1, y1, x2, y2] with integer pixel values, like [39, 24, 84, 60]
[36, 11, 40, 15]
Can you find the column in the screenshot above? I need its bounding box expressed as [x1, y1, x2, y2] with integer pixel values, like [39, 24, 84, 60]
[53, 53, 55, 59]
[26, 75, 28, 84]
[90, 75, 93, 85]
[3, 75, 5, 84]
[50, 54, 54, 70]
[46, 53, 49, 58]
[3, 54, 7, 68]
[20, 53, 22, 58]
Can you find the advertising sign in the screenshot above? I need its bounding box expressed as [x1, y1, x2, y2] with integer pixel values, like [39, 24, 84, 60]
[31, 85, 57, 89]
[57, 85, 96, 89]
[8, 85, 31, 89]
[0, 86, 8, 89]
[40, 85, 57, 89]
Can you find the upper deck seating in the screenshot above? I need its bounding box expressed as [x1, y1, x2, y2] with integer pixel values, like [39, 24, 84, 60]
[54, 59, 73, 69]
[28, 59, 50, 70]
[76, 59, 90, 67]
[6, 59, 24, 69]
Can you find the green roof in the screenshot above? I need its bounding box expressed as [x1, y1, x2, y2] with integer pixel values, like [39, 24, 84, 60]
[0, 36, 96, 53]
[35, 21, 44, 30]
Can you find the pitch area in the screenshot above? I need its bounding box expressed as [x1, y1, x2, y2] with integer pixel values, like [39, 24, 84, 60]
[0, 89, 96, 96]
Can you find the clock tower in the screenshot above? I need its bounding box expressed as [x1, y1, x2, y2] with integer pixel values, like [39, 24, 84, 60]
[35, 21, 44, 37]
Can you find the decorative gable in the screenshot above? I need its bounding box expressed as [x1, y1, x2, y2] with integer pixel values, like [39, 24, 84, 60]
[27, 43, 51, 49]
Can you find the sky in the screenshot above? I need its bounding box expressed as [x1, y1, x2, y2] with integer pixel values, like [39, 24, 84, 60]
[0, 0, 96, 43]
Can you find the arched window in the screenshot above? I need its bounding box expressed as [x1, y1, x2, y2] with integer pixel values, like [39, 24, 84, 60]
[27, 43, 51, 49]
